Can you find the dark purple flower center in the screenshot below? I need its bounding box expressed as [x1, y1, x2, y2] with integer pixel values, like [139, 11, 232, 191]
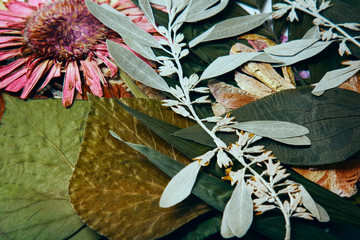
[24, 0, 107, 60]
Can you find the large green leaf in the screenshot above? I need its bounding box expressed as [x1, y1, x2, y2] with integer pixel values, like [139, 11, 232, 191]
[118, 133, 341, 239]
[111, 98, 360, 233]
[174, 87, 360, 165]
[68, 96, 211, 240]
[0, 95, 101, 240]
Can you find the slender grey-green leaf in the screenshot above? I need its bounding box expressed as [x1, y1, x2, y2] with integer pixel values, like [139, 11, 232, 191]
[122, 37, 158, 61]
[107, 40, 171, 92]
[251, 53, 284, 63]
[223, 178, 253, 238]
[200, 52, 260, 80]
[264, 39, 318, 56]
[312, 65, 360, 96]
[189, 13, 271, 48]
[271, 136, 311, 146]
[186, 0, 229, 22]
[271, 41, 332, 67]
[159, 161, 201, 208]
[150, 0, 166, 5]
[232, 120, 309, 138]
[86, 0, 162, 48]
[172, 0, 192, 32]
[302, 26, 321, 40]
[139, 0, 155, 25]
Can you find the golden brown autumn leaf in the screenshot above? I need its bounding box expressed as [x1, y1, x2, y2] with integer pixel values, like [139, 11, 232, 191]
[69, 96, 211, 240]
[293, 154, 360, 197]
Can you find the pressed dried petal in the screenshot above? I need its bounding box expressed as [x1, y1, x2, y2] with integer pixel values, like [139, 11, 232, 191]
[21, 59, 51, 98]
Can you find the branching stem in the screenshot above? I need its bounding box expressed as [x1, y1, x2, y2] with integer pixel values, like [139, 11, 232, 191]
[283, 0, 360, 48]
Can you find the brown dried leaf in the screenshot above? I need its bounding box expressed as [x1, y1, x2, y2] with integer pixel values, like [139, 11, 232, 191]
[293, 155, 360, 197]
[234, 71, 274, 98]
[231, 43, 295, 91]
[69, 97, 211, 240]
[338, 71, 360, 93]
[208, 80, 257, 115]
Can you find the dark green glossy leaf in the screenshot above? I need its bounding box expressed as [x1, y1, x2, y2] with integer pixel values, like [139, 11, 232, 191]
[159, 212, 222, 240]
[175, 87, 360, 166]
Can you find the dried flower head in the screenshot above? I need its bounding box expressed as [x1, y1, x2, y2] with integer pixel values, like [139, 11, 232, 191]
[0, 0, 158, 107]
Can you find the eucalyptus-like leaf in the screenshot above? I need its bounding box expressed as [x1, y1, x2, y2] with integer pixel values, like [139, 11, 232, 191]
[107, 40, 171, 93]
[232, 120, 309, 138]
[312, 65, 360, 96]
[186, 0, 229, 23]
[150, 0, 166, 5]
[222, 178, 253, 238]
[271, 135, 311, 146]
[139, 0, 155, 25]
[264, 39, 318, 56]
[159, 161, 201, 208]
[298, 185, 329, 222]
[302, 26, 321, 40]
[123, 37, 158, 61]
[86, 0, 162, 48]
[271, 41, 332, 67]
[189, 13, 271, 48]
[200, 52, 260, 80]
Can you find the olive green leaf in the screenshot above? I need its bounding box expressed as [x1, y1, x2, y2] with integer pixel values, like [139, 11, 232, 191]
[68, 96, 211, 240]
[174, 87, 360, 166]
[0, 95, 101, 240]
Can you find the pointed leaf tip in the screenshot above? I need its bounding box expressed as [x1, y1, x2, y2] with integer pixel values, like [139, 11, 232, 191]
[160, 161, 201, 208]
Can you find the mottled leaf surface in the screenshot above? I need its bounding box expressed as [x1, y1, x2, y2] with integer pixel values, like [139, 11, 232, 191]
[0, 95, 100, 240]
[69, 96, 210, 240]
[175, 87, 360, 165]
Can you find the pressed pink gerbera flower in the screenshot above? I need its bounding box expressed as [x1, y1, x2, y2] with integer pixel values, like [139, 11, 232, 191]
[0, 0, 158, 107]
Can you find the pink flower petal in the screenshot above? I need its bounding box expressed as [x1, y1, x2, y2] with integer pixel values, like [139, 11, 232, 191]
[80, 58, 104, 97]
[68, 60, 82, 94]
[0, 57, 28, 78]
[20, 59, 51, 98]
[94, 51, 118, 77]
[0, 67, 27, 89]
[38, 61, 62, 91]
[26, 57, 46, 78]
[112, 0, 137, 10]
[5, 74, 27, 92]
[0, 36, 25, 49]
[62, 61, 78, 107]
[0, 48, 21, 61]
[4, 1, 37, 17]
[28, 0, 48, 8]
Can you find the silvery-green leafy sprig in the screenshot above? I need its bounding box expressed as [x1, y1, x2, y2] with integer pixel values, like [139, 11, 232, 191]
[86, 0, 330, 239]
[272, 0, 360, 56]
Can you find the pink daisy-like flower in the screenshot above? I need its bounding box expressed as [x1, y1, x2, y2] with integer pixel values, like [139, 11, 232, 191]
[0, 0, 158, 107]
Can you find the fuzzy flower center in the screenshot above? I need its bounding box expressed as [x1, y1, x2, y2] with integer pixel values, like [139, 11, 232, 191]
[24, 0, 108, 60]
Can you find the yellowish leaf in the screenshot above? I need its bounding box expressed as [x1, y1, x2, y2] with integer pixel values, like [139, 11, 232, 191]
[69, 97, 210, 240]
